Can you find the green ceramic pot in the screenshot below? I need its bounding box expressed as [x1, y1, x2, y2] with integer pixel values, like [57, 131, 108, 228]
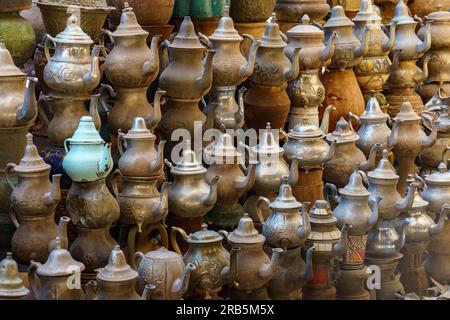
[173, 0, 227, 19]
[0, 11, 36, 67]
[229, 0, 276, 23]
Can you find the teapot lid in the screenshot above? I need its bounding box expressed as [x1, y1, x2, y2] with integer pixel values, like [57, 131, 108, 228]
[0, 253, 29, 297]
[360, 93, 388, 121]
[251, 123, 283, 154]
[207, 130, 241, 159]
[269, 177, 302, 210]
[326, 117, 359, 143]
[171, 139, 207, 175]
[189, 224, 223, 243]
[260, 13, 286, 48]
[122, 117, 154, 140]
[368, 150, 399, 180]
[406, 175, 429, 209]
[425, 10, 450, 22]
[324, 6, 355, 29]
[393, 101, 421, 122]
[289, 122, 323, 139]
[54, 12, 94, 45]
[14, 133, 51, 173]
[391, 0, 415, 25]
[424, 162, 450, 185]
[228, 213, 265, 244]
[425, 87, 448, 112]
[37, 237, 85, 276]
[170, 16, 205, 50]
[339, 165, 370, 196]
[309, 200, 337, 224]
[287, 15, 324, 37]
[209, 6, 242, 41]
[0, 42, 25, 78]
[437, 111, 450, 132]
[112, 3, 148, 37]
[69, 116, 105, 144]
[353, 0, 381, 22]
[144, 247, 182, 261]
[96, 245, 138, 282]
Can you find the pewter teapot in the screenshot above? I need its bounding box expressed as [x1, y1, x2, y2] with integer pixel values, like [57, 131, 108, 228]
[422, 159, 450, 219]
[388, 49, 430, 88]
[365, 220, 408, 259]
[205, 86, 246, 130]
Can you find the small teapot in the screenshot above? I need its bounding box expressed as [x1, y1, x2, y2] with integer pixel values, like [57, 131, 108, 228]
[365, 220, 408, 259]
[388, 49, 431, 88]
[43, 13, 102, 96]
[205, 86, 246, 130]
[256, 178, 310, 249]
[63, 116, 113, 183]
[165, 139, 220, 218]
[131, 247, 196, 300]
[0, 253, 30, 299]
[28, 237, 85, 300]
[422, 159, 450, 219]
[324, 5, 369, 70]
[170, 224, 230, 299]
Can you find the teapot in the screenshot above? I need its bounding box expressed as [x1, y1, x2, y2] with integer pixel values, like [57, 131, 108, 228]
[388, 101, 439, 194]
[324, 117, 383, 187]
[388, 49, 431, 88]
[390, 0, 431, 61]
[324, 166, 382, 267]
[28, 237, 85, 300]
[421, 159, 450, 220]
[365, 220, 408, 259]
[421, 86, 449, 131]
[255, 178, 310, 249]
[0, 43, 38, 128]
[132, 247, 195, 300]
[63, 116, 113, 183]
[249, 13, 300, 87]
[324, 6, 369, 70]
[165, 139, 220, 218]
[117, 116, 165, 179]
[170, 224, 230, 299]
[0, 253, 30, 299]
[159, 16, 215, 100]
[220, 214, 283, 299]
[205, 86, 246, 130]
[43, 13, 102, 96]
[282, 105, 336, 171]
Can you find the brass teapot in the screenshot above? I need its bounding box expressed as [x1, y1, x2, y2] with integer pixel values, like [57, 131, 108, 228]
[324, 5, 369, 70]
[324, 117, 383, 187]
[0, 43, 38, 128]
[165, 140, 220, 218]
[28, 237, 85, 300]
[249, 13, 300, 87]
[256, 178, 310, 249]
[422, 160, 450, 220]
[117, 116, 165, 179]
[171, 224, 230, 299]
[132, 247, 195, 300]
[0, 253, 30, 300]
[43, 13, 102, 96]
[221, 214, 283, 299]
[387, 49, 430, 88]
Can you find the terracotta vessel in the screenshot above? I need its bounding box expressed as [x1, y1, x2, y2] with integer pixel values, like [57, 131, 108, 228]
[28, 237, 85, 300]
[275, 0, 330, 22]
[229, 0, 276, 23]
[132, 247, 195, 300]
[408, 0, 450, 19]
[107, 0, 174, 27]
[221, 214, 283, 299]
[171, 224, 230, 299]
[0, 253, 30, 300]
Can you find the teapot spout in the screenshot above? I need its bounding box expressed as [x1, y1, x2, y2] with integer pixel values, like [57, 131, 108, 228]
[147, 90, 165, 131]
[153, 182, 170, 221]
[288, 158, 300, 186]
[387, 119, 401, 149]
[44, 174, 61, 207]
[170, 263, 196, 300]
[97, 143, 113, 178]
[415, 55, 431, 84]
[332, 224, 350, 256]
[368, 195, 383, 227]
[141, 284, 156, 300]
[382, 22, 397, 53]
[297, 202, 311, 239]
[239, 36, 261, 80]
[320, 31, 336, 64]
[48, 216, 70, 251]
[395, 222, 408, 251]
[430, 204, 449, 236]
[196, 50, 216, 96]
[354, 26, 370, 58]
[258, 247, 282, 281]
[299, 246, 315, 284]
[89, 94, 101, 131]
[417, 23, 431, 56]
[234, 87, 246, 125]
[421, 119, 439, 148]
[142, 35, 161, 81]
[201, 175, 221, 210]
[85, 280, 97, 300]
[221, 247, 240, 288]
[320, 105, 336, 134]
[17, 77, 38, 125]
[360, 143, 383, 171]
[151, 140, 167, 175]
[82, 45, 101, 90]
[234, 163, 256, 193]
[395, 182, 417, 211]
[284, 47, 301, 82]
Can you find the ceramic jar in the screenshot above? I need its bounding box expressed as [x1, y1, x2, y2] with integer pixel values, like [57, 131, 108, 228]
[0, 253, 30, 299]
[173, 0, 225, 19]
[108, 0, 175, 26]
[229, 0, 276, 23]
[275, 0, 330, 23]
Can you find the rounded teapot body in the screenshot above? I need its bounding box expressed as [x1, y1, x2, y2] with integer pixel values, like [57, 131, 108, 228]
[263, 209, 306, 248]
[118, 138, 158, 178]
[283, 137, 329, 170]
[205, 163, 246, 206]
[0, 77, 27, 127]
[333, 195, 372, 234]
[211, 41, 248, 86]
[250, 48, 291, 86]
[288, 69, 325, 108]
[367, 178, 401, 221]
[356, 121, 391, 157]
[31, 275, 84, 300]
[254, 155, 290, 194]
[392, 23, 425, 61]
[394, 210, 435, 244]
[391, 120, 427, 158]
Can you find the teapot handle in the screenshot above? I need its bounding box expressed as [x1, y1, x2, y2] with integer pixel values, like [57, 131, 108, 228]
[99, 29, 114, 48]
[131, 251, 144, 271]
[111, 169, 121, 198]
[28, 262, 41, 297]
[63, 139, 71, 154]
[143, 222, 169, 249]
[197, 32, 211, 48]
[324, 183, 340, 204]
[4, 163, 17, 190]
[358, 170, 368, 186]
[8, 206, 19, 229]
[241, 33, 255, 51]
[442, 145, 450, 165]
[170, 227, 188, 255]
[117, 130, 125, 156]
[44, 34, 56, 61]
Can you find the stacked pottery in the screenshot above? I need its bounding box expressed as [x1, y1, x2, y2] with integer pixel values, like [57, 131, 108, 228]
[352, 0, 396, 112]
[285, 15, 336, 128]
[107, 0, 175, 40]
[244, 124, 299, 225]
[0, 253, 30, 300]
[205, 6, 260, 130]
[282, 105, 336, 203]
[158, 16, 215, 158]
[5, 134, 64, 264]
[256, 180, 313, 300]
[0, 44, 38, 254]
[275, 0, 330, 33]
[417, 10, 450, 101]
[394, 174, 446, 295]
[385, 0, 431, 117]
[111, 117, 169, 256]
[244, 13, 300, 131]
[0, 0, 35, 67]
[324, 167, 382, 300]
[303, 201, 348, 300]
[204, 130, 256, 230]
[221, 214, 283, 300]
[321, 5, 369, 132]
[63, 116, 119, 278]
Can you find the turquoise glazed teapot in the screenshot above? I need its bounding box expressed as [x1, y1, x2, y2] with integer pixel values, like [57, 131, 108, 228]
[63, 116, 113, 182]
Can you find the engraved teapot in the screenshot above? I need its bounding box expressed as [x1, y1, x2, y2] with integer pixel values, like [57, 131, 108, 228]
[165, 139, 220, 218]
[422, 160, 450, 219]
[0, 43, 38, 128]
[170, 224, 230, 300]
[43, 13, 102, 96]
[365, 219, 408, 259]
[0, 253, 30, 300]
[387, 49, 431, 88]
[324, 5, 369, 70]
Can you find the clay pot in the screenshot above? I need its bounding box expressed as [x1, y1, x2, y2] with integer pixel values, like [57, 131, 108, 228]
[107, 0, 174, 27]
[275, 0, 330, 23]
[408, 0, 450, 19]
[291, 168, 324, 203]
[229, 0, 276, 23]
